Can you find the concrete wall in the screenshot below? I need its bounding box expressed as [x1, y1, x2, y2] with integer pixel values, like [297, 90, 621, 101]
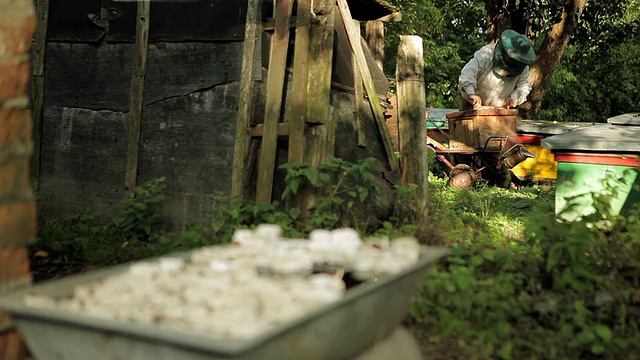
[0, 0, 36, 358]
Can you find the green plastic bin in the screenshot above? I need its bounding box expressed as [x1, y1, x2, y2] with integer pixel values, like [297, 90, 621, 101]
[541, 118, 640, 222]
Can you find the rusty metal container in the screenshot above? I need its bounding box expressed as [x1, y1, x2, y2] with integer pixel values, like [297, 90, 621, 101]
[446, 107, 518, 151]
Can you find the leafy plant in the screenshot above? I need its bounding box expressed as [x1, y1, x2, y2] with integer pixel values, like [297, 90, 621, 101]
[280, 157, 392, 233]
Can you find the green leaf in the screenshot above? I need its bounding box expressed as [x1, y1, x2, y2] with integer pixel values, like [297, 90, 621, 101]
[470, 255, 484, 267]
[591, 344, 606, 355]
[290, 177, 301, 195]
[305, 168, 319, 186]
[481, 249, 495, 261]
[444, 282, 456, 293]
[289, 207, 301, 220]
[359, 188, 369, 202]
[574, 330, 596, 346]
[498, 342, 513, 360]
[594, 325, 613, 342]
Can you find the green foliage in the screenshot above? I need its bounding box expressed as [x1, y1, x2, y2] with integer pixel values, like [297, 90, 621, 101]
[209, 157, 416, 239]
[281, 157, 392, 232]
[382, 0, 639, 122]
[33, 178, 217, 277]
[384, 0, 486, 108]
[412, 176, 640, 359]
[32, 161, 640, 359]
[211, 196, 302, 241]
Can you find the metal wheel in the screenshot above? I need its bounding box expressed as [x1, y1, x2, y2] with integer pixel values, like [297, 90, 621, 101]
[448, 164, 475, 189]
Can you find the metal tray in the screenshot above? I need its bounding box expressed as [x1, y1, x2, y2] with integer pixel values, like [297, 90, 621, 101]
[0, 247, 449, 360]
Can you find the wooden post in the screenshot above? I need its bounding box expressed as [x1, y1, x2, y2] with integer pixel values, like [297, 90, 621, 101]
[30, 0, 50, 190]
[396, 35, 428, 224]
[365, 20, 384, 71]
[336, 0, 398, 171]
[124, 0, 150, 191]
[231, 0, 261, 199]
[296, 0, 335, 217]
[287, 0, 312, 164]
[255, 0, 294, 204]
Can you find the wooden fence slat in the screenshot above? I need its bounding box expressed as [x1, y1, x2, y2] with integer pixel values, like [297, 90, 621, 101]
[30, 0, 50, 190]
[287, 0, 312, 164]
[231, 0, 261, 199]
[336, 0, 398, 171]
[125, 0, 150, 191]
[397, 35, 428, 224]
[255, 0, 294, 204]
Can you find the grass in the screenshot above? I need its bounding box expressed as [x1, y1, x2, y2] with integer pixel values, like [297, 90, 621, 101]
[29, 160, 640, 359]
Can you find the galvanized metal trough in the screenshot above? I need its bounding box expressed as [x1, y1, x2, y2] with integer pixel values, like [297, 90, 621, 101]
[0, 247, 449, 360]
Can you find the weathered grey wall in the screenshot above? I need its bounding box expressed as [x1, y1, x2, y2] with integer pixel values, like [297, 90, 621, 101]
[38, 40, 246, 229]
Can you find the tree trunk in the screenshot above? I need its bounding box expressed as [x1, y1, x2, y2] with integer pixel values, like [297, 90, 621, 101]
[486, 0, 509, 42]
[525, 0, 588, 119]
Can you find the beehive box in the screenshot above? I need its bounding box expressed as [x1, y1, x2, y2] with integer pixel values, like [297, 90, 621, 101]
[513, 120, 597, 181]
[542, 120, 640, 222]
[446, 107, 518, 151]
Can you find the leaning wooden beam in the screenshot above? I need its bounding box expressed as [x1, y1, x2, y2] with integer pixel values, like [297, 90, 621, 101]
[353, 20, 366, 147]
[30, 0, 50, 190]
[397, 35, 428, 224]
[287, 0, 313, 164]
[374, 12, 402, 22]
[336, 0, 398, 171]
[124, 0, 150, 191]
[231, 0, 261, 199]
[256, 0, 294, 204]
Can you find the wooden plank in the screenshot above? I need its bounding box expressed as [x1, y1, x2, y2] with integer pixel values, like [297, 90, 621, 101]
[231, 0, 261, 199]
[353, 20, 366, 147]
[396, 35, 428, 224]
[336, 0, 398, 171]
[30, 0, 50, 190]
[365, 20, 384, 71]
[255, 0, 294, 204]
[125, 0, 150, 191]
[287, 0, 313, 164]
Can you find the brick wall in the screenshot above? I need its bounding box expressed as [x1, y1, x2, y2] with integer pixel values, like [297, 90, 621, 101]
[0, 0, 36, 358]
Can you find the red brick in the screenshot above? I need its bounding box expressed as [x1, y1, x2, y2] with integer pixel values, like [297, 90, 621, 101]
[0, 202, 36, 245]
[0, 158, 31, 199]
[0, 246, 29, 284]
[0, 109, 31, 148]
[0, 329, 28, 360]
[0, 60, 31, 100]
[0, 7, 36, 56]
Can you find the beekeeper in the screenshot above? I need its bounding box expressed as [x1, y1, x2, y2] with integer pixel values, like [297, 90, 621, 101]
[458, 29, 535, 110]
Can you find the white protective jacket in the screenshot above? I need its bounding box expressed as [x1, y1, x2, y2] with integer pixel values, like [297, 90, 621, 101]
[458, 44, 532, 107]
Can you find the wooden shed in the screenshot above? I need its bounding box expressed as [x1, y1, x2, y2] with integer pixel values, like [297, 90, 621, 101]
[31, 0, 408, 229]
